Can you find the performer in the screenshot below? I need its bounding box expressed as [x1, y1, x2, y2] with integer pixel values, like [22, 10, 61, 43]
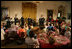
[6, 17, 11, 28]
[14, 14, 18, 25]
[39, 15, 45, 26]
[21, 16, 24, 26]
[32, 19, 36, 26]
[28, 16, 32, 26]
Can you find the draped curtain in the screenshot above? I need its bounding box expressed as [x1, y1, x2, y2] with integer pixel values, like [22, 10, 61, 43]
[22, 3, 37, 23]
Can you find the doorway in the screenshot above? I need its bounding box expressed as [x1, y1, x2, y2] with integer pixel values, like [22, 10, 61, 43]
[47, 10, 53, 21]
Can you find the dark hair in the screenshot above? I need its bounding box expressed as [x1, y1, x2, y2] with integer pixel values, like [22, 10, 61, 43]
[49, 37, 55, 45]
[29, 31, 34, 38]
[20, 25, 24, 28]
[49, 24, 51, 26]
[28, 25, 31, 29]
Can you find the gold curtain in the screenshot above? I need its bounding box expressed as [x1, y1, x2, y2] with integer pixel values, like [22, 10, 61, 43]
[22, 3, 37, 23]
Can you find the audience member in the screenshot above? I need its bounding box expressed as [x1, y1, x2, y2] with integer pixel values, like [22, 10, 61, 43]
[65, 28, 71, 40]
[1, 25, 5, 46]
[25, 31, 39, 48]
[21, 16, 24, 26]
[17, 25, 26, 38]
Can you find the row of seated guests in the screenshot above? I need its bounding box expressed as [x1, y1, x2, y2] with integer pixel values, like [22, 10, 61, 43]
[1, 23, 55, 48]
[1, 22, 53, 48]
[37, 22, 71, 48]
[1, 19, 71, 48]
[1, 22, 40, 48]
[44, 21, 71, 40]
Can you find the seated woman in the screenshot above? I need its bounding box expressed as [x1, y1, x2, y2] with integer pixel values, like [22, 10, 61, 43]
[64, 28, 71, 40]
[17, 25, 26, 38]
[25, 31, 39, 48]
[16, 26, 26, 45]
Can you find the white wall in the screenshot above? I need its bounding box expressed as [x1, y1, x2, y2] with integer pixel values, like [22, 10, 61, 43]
[1, 1, 71, 22]
[1, 1, 22, 20]
[36, 1, 69, 22]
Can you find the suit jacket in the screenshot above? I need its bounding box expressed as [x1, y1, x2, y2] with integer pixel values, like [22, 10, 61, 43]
[21, 17, 24, 22]
[14, 17, 18, 22]
[28, 18, 32, 23]
[39, 18, 45, 23]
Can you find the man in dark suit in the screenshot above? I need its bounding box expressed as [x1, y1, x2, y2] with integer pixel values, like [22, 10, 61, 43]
[39, 15, 45, 26]
[32, 19, 36, 26]
[21, 16, 24, 26]
[14, 14, 18, 25]
[28, 16, 32, 26]
[6, 17, 11, 28]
